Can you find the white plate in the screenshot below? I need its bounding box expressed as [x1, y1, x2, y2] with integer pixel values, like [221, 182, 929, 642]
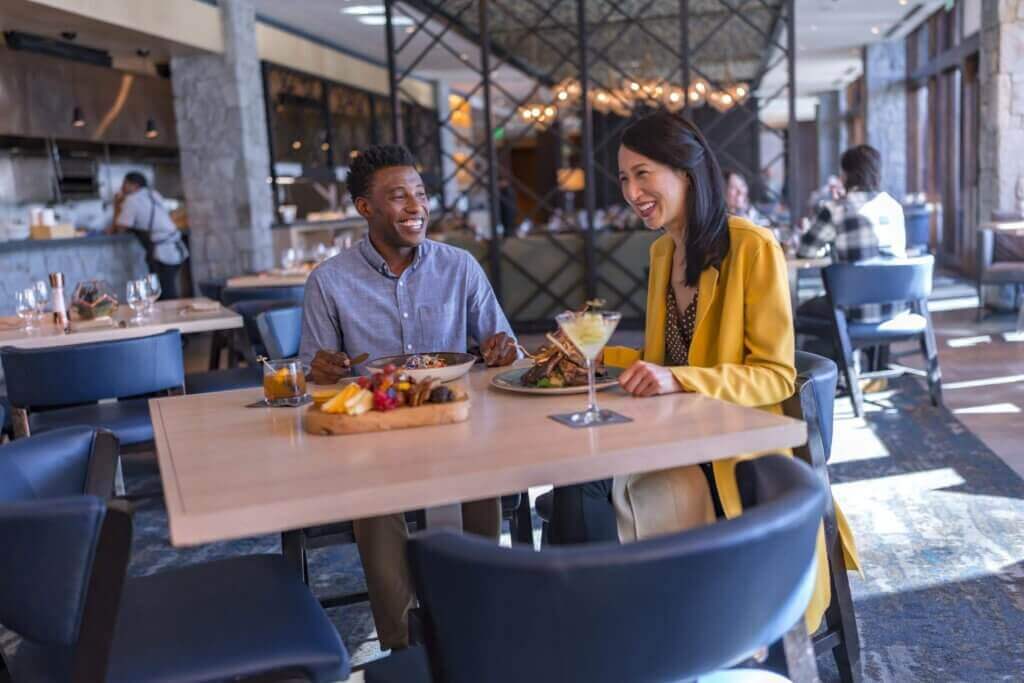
[490, 366, 622, 395]
[366, 352, 477, 383]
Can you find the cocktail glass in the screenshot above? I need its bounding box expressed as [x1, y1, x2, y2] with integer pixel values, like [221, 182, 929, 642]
[555, 309, 621, 424]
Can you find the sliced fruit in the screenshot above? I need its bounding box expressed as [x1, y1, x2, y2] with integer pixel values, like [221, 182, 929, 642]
[321, 384, 360, 413]
[346, 389, 374, 416]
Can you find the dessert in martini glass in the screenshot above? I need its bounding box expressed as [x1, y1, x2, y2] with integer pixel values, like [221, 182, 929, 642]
[555, 307, 622, 424]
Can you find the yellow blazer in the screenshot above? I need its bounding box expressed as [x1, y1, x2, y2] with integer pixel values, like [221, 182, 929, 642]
[605, 216, 860, 632]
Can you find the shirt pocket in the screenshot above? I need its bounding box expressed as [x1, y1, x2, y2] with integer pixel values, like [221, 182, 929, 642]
[417, 302, 460, 351]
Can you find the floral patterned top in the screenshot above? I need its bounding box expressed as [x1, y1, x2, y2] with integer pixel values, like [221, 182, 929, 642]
[665, 286, 698, 366]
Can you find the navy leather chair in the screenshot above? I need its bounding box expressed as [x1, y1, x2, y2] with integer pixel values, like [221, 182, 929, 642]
[1, 330, 184, 445]
[205, 285, 304, 371]
[795, 256, 942, 417]
[257, 306, 303, 360]
[785, 352, 860, 683]
[0, 431, 349, 683]
[365, 455, 826, 683]
[0, 426, 119, 502]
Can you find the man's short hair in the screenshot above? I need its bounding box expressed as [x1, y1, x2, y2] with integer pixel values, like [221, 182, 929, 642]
[123, 171, 148, 188]
[346, 144, 417, 200]
[840, 145, 882, 192]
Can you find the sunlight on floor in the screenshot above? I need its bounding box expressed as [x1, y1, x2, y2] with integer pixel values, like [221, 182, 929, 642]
[830, 421, 893, 464]
[943, 374, 1024, 390]
[953, 403, 1021, 415]
[928, 296, 980, 312]
[946, 335, 992, 348]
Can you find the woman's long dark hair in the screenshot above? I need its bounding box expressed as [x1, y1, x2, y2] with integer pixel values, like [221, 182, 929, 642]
[620, 110, 730, 287]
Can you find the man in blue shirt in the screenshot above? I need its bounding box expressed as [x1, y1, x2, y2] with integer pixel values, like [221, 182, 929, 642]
[300, 144, 518, 650]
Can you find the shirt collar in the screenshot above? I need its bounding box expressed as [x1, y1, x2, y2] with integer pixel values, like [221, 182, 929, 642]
[358, 236, 428, 278]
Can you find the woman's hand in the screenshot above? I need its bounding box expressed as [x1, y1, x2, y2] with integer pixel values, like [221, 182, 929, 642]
[618, 361, 683, 397]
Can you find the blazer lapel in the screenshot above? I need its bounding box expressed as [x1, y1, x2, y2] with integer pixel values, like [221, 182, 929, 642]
[694, 265, 720, 338]
[643, 236, 673, 366]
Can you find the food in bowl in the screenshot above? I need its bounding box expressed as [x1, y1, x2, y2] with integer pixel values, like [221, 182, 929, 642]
[403, 353, 448, 370]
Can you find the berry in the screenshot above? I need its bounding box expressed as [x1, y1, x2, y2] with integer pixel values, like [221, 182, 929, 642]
[356, 377, 370, 389]
[383, 363, 397, 375]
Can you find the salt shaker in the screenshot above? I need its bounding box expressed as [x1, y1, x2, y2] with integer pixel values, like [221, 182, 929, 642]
[49, 272, 69, 332]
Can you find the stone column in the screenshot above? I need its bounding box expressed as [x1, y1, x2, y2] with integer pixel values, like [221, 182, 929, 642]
[171, 0, 274, 287]
[864, 39, 908, 200]
[816, 91, 842, 186]
[979, 0, 1024, 222]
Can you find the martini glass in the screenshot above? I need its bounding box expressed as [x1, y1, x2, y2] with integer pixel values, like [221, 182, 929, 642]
[555, 309, 622, 424]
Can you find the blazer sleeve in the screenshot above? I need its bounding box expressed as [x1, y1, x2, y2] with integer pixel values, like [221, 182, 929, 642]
[604, 346, 642, 368]
[668, 241, 796, 407]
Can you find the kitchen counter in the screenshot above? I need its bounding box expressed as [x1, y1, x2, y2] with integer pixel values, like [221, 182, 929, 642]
[0, 233, 148, 315]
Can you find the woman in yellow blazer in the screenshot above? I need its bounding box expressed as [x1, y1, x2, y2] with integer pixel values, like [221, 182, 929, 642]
[551, 111, 859, 633]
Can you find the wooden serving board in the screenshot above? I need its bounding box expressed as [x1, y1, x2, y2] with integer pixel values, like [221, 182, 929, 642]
[302, 398, 470, 436]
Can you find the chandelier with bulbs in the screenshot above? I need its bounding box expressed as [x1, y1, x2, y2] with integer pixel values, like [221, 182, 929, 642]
[517, 71, 751, 130]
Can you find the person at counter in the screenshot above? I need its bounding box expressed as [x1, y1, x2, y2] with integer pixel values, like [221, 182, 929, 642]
[110, 171, 188, 299]
[299, 144, 518, 651]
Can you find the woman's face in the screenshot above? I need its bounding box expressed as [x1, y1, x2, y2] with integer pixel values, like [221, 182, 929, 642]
[725, 173, 749, 212]
[618, 145, 688, 231]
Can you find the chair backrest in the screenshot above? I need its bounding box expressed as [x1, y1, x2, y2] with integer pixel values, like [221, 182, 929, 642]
[1, 330, 184, 409]
[822, 255, 934, 309]
[256, 307, 302, 360]
[408, 455, 825, 683]
[229, 300, 299, 360]
[0, 496, 107, 649]
[0, 426, 98, 502]
[787, 351, 838, 463]
[220, 286, 305, 307]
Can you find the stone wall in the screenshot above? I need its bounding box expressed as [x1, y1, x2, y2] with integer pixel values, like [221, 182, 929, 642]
[979, 0, 1024, 222]
[171, 0, 274, 288]
[865, 39, 908, 199]
[0, 235, 147, 315]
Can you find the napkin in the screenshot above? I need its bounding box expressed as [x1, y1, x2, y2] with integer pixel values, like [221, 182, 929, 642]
[71, 316, 115, 331]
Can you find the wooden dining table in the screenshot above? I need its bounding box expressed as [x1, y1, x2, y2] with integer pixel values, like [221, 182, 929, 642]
[151, 366, 806, 547]
[0, 297, 242, 350]
[225, 272, 310, 289]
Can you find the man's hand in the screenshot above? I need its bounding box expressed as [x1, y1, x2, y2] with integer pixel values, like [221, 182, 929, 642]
[618, 361, 683, 397]
[481, 332, 518, 367]
[309, 350, 352, 384]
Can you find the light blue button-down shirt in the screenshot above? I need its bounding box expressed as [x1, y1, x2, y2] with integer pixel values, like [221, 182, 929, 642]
[299, 237, 516, 367]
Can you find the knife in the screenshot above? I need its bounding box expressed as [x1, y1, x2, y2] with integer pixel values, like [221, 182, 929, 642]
[349, 352, 369, 365]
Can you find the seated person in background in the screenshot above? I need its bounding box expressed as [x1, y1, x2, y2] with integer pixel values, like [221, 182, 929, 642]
[797, 144, 907, 323]
[723, 168, 770, 227]
[300, 144, 518, 651]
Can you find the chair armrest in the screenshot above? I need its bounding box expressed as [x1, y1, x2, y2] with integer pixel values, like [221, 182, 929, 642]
[85, 430, 119, 500]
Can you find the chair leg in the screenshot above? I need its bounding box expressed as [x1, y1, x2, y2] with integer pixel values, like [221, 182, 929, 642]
[835, 348, 863, 418]
[823, 509, 862, 682]
[976, 283, 985, 322]
[919, 332, 943, 408]
[281, 530, 310, 585]
[208, 330, 226, 370]
[512, 491, 534, 546]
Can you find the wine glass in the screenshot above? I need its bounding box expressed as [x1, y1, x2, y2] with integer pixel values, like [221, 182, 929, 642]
[555, 309, 622, 425]
[125, 280, 147, 321]
[281, 247, 300, 271]
[33, 280, 49, 318]
[15, 288, 38, 329]
[144, 273, 161, 311]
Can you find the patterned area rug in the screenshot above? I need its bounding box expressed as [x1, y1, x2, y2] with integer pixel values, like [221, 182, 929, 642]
[824, 376, 1024, 682]
[3, 375, 1023, 680]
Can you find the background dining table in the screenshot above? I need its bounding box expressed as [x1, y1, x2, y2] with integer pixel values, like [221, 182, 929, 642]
[0, 297, 242, 349]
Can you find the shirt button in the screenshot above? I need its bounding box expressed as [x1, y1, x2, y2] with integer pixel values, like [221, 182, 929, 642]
[398, 282, 404, 287]
[403, 312, 409, 318]
[407, 344, 412, 350]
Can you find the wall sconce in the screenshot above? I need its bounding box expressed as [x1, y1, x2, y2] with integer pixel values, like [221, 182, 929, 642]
[557, 167, 585, 192]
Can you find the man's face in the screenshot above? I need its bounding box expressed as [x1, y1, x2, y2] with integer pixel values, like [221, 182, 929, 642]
[725, 173, 748, 212]
[121, 180, 140, 195]
[355, 166, 429, 249]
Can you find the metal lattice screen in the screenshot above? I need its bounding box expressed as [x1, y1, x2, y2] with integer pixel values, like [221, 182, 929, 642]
[383, 0, 796, 331]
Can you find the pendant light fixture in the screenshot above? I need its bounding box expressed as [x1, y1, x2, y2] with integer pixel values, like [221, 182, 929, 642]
[71, 106, 86, 128]
[145, 118, 159, 139]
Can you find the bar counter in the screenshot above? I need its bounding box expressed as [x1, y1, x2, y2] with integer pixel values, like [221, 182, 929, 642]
[0, 234, 148, 315]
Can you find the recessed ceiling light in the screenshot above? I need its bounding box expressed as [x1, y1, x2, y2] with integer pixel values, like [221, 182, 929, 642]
[358, 15, 413, 26]
[899, 0, 908, 4]
[460, 52, 470, 61]
[342, 5, 385, 15]
[810, 24, 818, 31]
[870, 25, 881, 35]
